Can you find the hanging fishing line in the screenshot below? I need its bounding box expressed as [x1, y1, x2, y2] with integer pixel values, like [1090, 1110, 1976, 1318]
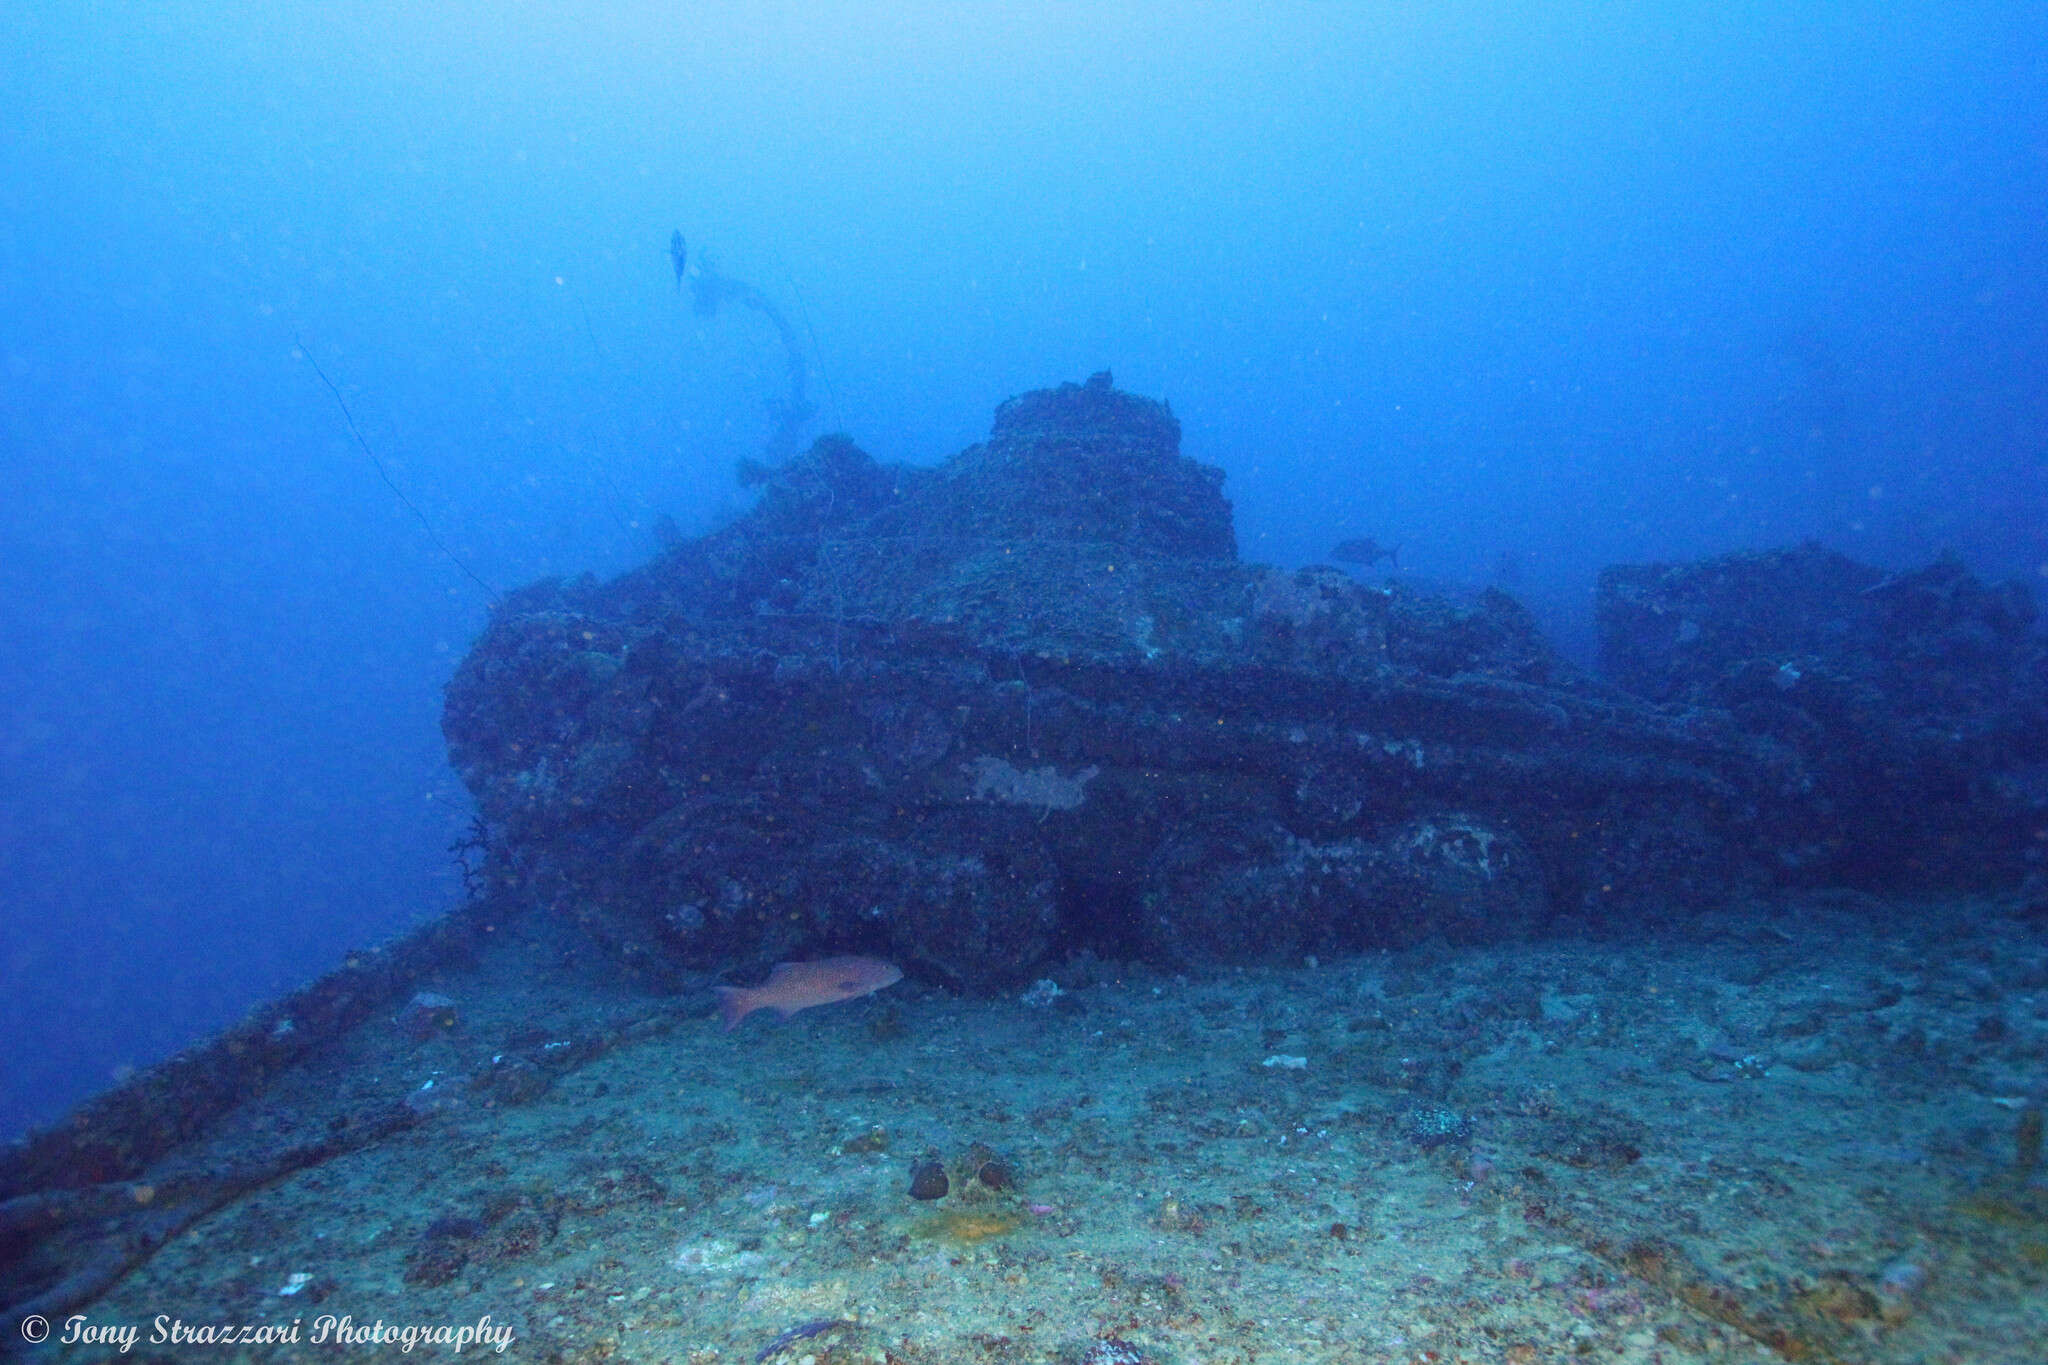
[295, 334, 499, 602]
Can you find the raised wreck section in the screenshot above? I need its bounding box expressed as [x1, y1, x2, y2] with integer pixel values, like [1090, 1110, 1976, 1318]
[443, 374, 2045, 990]
[1599, 543, 2048, 885]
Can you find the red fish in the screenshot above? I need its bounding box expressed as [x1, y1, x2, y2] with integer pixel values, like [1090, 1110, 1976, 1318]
[714, 956, 903, 1029]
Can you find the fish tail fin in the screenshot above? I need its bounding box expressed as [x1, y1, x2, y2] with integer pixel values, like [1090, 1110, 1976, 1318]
[713, 986, 752, 1030]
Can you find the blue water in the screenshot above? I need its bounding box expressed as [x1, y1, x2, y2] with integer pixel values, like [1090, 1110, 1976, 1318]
[3, 3, 2044, 1140]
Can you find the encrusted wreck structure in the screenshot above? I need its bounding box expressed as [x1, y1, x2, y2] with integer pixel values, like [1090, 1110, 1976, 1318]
[441, 372, 2048, 991]
[5, 374, 2044, 1345]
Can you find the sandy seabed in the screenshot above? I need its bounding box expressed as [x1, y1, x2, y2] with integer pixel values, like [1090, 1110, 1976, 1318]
[54, 891, 2048, 1364]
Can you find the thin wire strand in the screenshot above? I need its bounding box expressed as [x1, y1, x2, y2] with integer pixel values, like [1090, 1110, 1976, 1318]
[296, 334, 499, 603]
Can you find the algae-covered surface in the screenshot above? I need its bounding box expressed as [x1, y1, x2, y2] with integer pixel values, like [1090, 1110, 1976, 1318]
[35, 893, 2048, 1363]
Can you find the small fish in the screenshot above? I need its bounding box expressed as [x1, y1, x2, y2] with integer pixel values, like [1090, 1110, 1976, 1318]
[714, 956, 903, 1029]
[669, 229, 687, 291]
[1330, 536, 1401, 570]
[754, 1319, 852, 1364]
